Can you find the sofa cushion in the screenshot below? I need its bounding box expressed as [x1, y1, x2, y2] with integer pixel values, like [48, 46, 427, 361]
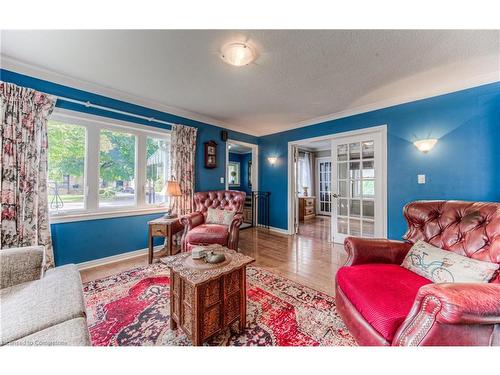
[7, 317, 90, 346]
[0, 264, 86, 345]
[185, 224, 229, 245]
[205, 207, 236, 226]
[401, 240, 499, 283]
[336, 264, 432, 342]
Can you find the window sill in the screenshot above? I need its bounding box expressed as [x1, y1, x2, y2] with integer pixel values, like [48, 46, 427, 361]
[49, 207, 169, 224]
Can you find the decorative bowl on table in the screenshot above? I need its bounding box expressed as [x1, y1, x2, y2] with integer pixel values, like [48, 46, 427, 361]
[191, 244, 226, 264]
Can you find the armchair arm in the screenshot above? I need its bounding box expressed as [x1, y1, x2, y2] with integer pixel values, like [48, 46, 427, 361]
[229, 213, 243, 231]
[180, 212, 205, 230]
[0, 246, 45, 289]
[393, 283, 500, 346]
[180, 212, 205, 252]
[227, 213, 243, 250]
[344, 237, 412, 266]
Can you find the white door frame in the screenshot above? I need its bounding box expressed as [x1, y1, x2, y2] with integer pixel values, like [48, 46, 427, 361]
[225, 139, 259, 193]
[287, 125, 387, 236]
[315, 156, 332, 215]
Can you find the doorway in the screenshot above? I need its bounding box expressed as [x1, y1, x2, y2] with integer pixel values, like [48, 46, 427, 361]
[289, 140, 332, 238]
[288, 125, 387, 243]
[225, 139, 259, 230]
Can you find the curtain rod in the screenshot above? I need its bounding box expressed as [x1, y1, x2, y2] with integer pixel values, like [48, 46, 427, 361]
[56, 96, 177, 127]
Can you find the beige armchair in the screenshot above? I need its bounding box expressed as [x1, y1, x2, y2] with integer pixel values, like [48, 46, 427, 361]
[0, 246, 91, 346]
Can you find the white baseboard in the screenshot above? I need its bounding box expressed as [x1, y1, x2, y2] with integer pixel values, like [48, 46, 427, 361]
[76, 245, 163, 270]
[266, 226, 291, 235]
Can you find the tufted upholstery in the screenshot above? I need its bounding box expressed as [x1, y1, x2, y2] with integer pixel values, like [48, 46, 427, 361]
[193, 190, 246, 216]
[336, 200, 500, 346]
[180, 190, 246, 251]
[403, 201, 500, 273]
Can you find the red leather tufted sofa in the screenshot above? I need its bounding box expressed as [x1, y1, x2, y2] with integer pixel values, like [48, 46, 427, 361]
[335, 200, 500, 346]
[180, 190, 246, 252]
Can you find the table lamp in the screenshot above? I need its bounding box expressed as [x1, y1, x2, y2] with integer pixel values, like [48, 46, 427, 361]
[161, 177, 182, 219]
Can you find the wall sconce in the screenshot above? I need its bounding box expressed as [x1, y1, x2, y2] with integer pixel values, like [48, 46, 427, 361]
[267, 156, 277, 166]
[413, 138, 438, 153]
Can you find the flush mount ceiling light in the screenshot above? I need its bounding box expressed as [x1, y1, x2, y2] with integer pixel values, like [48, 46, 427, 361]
[220, 42, 256, 67]
[414, 138, 438, 153]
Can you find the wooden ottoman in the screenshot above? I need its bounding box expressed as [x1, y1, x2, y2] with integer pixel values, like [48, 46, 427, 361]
[161, 248, 254, 346]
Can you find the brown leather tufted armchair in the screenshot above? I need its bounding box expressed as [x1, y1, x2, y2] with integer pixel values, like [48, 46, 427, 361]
[335, 200, 500, 346]
[180, 190, 246, 252]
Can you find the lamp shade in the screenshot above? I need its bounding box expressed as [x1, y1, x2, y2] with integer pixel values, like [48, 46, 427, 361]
[161, 180, 182, 197]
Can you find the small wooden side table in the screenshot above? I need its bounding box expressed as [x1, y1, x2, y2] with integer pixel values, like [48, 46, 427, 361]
[161, 248, 255, 346]
[147, 217, 184, 264]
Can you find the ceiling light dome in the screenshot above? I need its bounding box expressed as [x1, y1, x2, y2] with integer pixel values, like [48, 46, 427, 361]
[220, 42, 256, 66]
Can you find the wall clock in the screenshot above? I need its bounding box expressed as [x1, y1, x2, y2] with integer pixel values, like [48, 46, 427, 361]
[204, 140, 217, 169]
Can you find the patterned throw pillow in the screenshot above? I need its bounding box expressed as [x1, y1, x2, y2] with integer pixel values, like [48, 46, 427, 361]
[401, 240, 499, 283]
[205, 207, 236, 226]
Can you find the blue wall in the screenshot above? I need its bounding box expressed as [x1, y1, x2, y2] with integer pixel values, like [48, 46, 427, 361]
[258, 82, 500, 239]
[228, 152, 252, 194]
[2, 68, 499, 263]
[1, 69, 258, 265]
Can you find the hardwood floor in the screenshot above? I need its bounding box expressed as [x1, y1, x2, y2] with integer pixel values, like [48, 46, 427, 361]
[80, 216, 346, 296]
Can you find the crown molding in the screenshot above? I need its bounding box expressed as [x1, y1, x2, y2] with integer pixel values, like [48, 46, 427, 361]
[0, 55, 259, 136]
[2, 55, 498, 138]
[258, 71, 500, 136]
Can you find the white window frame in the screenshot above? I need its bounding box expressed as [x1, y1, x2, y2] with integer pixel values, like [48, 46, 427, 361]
[48, 108, 171, 224]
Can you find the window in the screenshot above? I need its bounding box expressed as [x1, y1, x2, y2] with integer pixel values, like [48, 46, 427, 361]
[99, 129, 136, 208]
[228, 161, 241, 186]
[47, 112, 170, 218]
[48, 121, 86, 212]
[145, 136, 170, 204]
[297, 151, 313, 195]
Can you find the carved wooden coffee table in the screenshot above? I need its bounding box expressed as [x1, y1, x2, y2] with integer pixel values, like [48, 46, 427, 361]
[161, 248, 254, 346]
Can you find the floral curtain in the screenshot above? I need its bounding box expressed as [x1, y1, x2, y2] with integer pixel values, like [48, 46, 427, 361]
[297, 150, 313, 196]
[169, 124, 197, 215]
[0, 82, 56, 267]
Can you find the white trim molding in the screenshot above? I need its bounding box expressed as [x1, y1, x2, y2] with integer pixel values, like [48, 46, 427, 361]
[52, 107, 172, 137]
[50, 207, 169, 224]
[47, 109, 172, 223]
[267, 226, 290, 235]
[260, 73, 500, 136]
[315, 156, 333, 216]
[76, 246, 163, 270]
[4, 56, 498, 138]
[225, 139, 259, 193]
[287, 125, 388, 237]
[1, 56, 258, 136]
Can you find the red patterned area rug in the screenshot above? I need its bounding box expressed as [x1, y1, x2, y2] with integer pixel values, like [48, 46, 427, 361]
[83, 264, 356, 346]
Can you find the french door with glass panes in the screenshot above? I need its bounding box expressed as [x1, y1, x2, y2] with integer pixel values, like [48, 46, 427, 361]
[316, 157, 332, 215]
[331, 130, 385, 243]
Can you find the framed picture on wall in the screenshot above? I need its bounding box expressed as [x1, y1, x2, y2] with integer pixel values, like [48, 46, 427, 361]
[204, 141, 217, 169]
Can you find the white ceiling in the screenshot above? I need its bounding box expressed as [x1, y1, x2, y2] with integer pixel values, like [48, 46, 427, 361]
[1, 30, 499, 136]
